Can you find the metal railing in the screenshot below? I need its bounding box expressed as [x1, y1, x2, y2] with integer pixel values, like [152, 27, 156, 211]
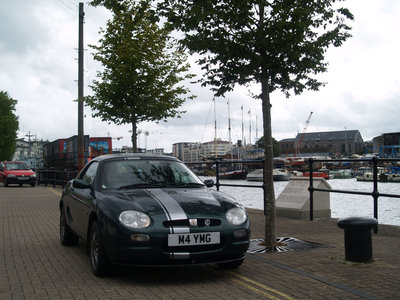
[189, 157, 400, 233]
[37, 157, 400, 232]
[37, 170, 78, 188]
[308, 157, 400, 233]
[186, 159, 264, 186]
[186, 159, 267, 213]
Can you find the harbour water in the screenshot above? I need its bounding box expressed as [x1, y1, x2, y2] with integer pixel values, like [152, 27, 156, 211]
[204, 177, 400, 226]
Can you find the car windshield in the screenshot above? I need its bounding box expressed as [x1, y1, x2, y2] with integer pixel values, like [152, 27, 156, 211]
[100, 159, 204, 189]
[5, 162, 30, 171]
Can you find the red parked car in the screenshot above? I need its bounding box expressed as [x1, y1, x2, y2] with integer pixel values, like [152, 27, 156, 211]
[0, 161, 36, 187]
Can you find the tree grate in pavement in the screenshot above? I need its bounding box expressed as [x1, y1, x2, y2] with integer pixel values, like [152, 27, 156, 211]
[247, 237, 330, 253]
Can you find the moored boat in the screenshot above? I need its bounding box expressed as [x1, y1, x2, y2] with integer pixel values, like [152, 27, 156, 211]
[388, 167, 400, 182]
[246, 169, 263, 181]
[246, 168, 290, 181]
[329, 169, 352, 179]
[356, 167, 384, 182]
[273, 168, 290, 181]
[219, 169, 247, 180]
[303, 171, 330, 179]
[356, 172, 374, 181]
[389, 173, 400, 182]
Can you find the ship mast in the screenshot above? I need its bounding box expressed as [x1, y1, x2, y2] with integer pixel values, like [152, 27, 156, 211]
[213, 97, 218, 158]
[256, 114, 258, 147]
[241, 105, 244, 145]
[248, 109, 252, 146]
[227, 99, 232, 148]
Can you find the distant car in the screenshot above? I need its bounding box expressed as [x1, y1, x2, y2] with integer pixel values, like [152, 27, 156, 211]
[0, 161, 36, 187]
[59, 153, 250, 276]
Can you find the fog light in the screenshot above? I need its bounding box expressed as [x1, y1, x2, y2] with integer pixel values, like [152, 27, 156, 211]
[234, 229, 247, 240]
[130, 234, 150, 242]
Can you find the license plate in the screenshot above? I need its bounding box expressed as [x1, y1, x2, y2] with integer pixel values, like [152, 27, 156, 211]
[168, 232, 220, 247]
[18, 177, 29, 180]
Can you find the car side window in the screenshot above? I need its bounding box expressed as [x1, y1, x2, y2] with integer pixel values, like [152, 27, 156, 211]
[81, 162, 98, 185]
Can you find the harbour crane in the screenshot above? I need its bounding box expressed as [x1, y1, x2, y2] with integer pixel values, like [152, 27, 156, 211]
[295, 111, 313, 156]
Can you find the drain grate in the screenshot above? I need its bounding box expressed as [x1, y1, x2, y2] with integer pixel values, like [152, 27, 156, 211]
[247, 237, 329, 253]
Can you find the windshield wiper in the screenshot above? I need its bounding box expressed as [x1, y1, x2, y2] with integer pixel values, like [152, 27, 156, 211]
[118, 183, 164, 190]
[170, 182, 205, 188]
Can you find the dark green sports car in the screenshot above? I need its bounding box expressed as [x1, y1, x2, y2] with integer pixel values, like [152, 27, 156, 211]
[59, 153, 250, 276]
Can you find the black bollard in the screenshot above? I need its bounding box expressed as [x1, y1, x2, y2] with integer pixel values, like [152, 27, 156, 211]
[337, 217, 378, 263]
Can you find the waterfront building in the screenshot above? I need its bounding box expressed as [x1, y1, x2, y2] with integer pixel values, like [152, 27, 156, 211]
[146, 148, 165, 155]
[173, 142, 197, 161]
[201, 139, 232, 158]
[279, 130, 364, 156]
[177, 139, 233, 163]
[371, 132, 400, 158]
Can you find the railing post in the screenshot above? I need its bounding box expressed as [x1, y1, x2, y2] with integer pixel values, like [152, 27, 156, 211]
[53, 171, 57, 188]
[308, 158, 314, 221]
[215, 160, 220, 191]
[372, 156, 379, 233]
[262, 158, 266, 216]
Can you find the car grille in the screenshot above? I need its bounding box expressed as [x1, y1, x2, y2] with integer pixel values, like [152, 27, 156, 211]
[163, 218, 221, 228]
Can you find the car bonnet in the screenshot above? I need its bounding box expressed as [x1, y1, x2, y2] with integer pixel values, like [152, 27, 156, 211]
[103, 187, 238, 218]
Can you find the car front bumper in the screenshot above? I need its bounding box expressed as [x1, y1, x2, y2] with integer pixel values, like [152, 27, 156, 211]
[5, 176, 36, 185]
[101, 220, 250, 266]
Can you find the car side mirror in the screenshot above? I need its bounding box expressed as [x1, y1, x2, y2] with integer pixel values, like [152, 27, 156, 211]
[73, 178, 91, 189]
[203, 179, 215, 187]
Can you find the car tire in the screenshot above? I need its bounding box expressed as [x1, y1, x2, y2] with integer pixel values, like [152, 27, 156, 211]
[4, 179, 8, 187]
[89, 221, 112, 276]
[60, 209, 79, 246]
[217, 258, 245, 269]
[30, 183, 35, 187]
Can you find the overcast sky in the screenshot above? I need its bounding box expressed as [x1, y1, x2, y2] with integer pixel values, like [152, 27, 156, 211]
[1, 0, 399, 153]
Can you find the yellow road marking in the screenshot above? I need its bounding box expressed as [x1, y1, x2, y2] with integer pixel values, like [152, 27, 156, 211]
[226, 270, 295, 300]
[47, 187, 62, 197]
[230, 277, 281, 299]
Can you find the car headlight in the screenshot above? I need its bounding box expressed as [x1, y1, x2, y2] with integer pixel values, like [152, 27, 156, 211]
[7, 174, 16, 178]
[226, 207, 247, 225]
[30, 174, 36, 178]
[119, 210, 151, 229]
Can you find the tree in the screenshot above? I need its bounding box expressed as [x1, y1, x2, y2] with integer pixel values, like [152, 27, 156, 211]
[159, 0, 353, 247]
[87, 0, 194, 151]
[0, 91, 19, 161]
[257, 136, 281, 157]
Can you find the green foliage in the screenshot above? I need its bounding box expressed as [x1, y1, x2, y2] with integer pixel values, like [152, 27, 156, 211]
[0, 91, 19, 161]
[159, 0, 353, 246]
[87, 0, 194, 149]
[257, 136, 281, 157]
[159, 0, 353, 97]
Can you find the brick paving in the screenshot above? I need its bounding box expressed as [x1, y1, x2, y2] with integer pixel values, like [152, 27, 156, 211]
[1, 185, 399, 299]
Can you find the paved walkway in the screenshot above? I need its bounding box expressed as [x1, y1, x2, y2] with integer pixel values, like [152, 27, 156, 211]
[1, 185, 399, 299]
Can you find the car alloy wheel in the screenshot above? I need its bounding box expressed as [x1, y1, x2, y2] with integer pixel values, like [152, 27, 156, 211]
[89, 221, 111, 276]
[60, 209, 79, 246]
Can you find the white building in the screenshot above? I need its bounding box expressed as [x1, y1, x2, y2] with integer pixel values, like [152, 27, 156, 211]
[146, 148, 164, 155]
[173, 142, 197, 161]
[179, 139, 233, 163]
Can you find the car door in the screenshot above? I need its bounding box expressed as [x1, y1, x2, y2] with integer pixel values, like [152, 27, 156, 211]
[68, 162, 98, 237]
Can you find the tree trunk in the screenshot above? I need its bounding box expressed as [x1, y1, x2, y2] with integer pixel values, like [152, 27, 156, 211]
[261, 79, 276, 248]
[131, 122, 138, 152]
